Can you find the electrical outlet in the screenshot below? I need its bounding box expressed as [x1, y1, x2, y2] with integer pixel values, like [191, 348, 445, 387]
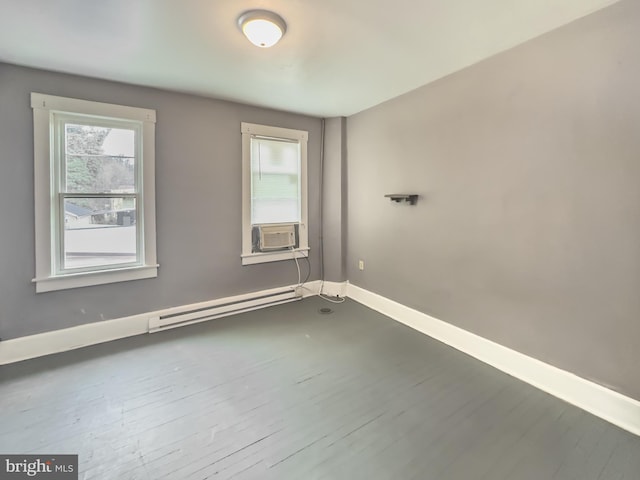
[294, 286, 303, 298]
[358, 260, 365, 271]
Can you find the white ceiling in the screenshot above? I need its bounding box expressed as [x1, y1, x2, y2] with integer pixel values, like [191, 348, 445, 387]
[0, 0, 620, 117]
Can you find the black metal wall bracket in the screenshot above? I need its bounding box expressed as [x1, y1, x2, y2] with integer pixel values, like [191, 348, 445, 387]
[384, 194, 418, 205]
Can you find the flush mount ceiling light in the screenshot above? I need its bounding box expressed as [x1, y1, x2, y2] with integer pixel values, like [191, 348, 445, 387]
[237, 10, 287, 48]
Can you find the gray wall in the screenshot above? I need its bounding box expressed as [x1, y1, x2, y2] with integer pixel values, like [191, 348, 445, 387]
[321, 117, 347, 282]
[0, 63, 322, 340]
[346, 0, 640, 401]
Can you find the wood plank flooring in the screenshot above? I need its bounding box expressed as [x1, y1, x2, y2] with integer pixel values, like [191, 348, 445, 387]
[1, 297, 638, 479]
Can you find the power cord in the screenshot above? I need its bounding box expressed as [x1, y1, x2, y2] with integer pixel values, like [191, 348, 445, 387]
[290, 247, 311, 293]
[291, 246, 302, 286]
[317, 118, 346, 305]
[319, 284, 346, 303]
[287, 119, 346, 305]
[290, 247, 341, 302]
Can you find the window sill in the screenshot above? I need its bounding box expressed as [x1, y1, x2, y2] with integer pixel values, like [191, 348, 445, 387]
[33, 264, 159, 293]
[242, 248, 309, 266]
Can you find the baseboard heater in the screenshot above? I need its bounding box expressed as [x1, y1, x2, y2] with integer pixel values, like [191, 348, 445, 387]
[148, 288, 299, 333]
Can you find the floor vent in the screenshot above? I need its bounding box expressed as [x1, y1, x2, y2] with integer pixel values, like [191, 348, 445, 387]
[148, 288, 298, 333]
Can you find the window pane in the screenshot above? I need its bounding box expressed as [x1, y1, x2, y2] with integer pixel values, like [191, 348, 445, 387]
[250, 138, 300, 225]
[63, 197, 137, 270]
[65, 124, 136, 193]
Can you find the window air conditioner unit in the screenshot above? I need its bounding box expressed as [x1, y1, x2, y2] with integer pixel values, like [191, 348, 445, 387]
[259, 224, 296, 251]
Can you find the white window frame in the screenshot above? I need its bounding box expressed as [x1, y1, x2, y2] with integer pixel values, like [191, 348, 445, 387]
[241, 122, 309, 265]
[31, 93, 158, 292]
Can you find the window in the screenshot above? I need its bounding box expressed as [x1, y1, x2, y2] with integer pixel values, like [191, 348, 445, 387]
[31, 93, 158, 292]
[241, 122, 308, 265]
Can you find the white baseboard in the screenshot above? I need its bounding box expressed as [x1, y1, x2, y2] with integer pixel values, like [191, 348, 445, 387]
[0, 282, 322, 366]
[0, 312, 150, 365]
[4, 280, 636, 437]
[320, 280, 348, 298]
[347, 284, 640, 437]
[295, 280, 347, 298]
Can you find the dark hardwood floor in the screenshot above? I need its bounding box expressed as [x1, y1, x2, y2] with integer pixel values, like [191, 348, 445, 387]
[1, 297, 638, 479]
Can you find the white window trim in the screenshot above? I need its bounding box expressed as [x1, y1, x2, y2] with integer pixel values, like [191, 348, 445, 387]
[31, 93, 158, 292]
[241, 248, 309, 265]
[241, 122, 308, 265]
